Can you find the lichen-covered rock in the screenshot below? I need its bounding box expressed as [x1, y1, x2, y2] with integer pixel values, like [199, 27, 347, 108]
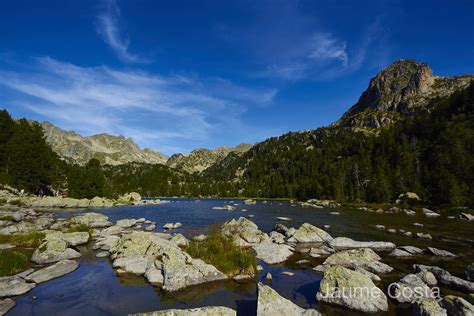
[324, 248, 393, 274]
[0, 221, 35, 235]
[170, 234, 189, 247]
[221, 217, 268, 246]
[63, 232, 89, 246]
[328, 237, 395, 251]
[116, 218, 139, 228]
[412, 299, 447, 316]
[130, 306, 236, 316]
[441, 295, 474, 316]
[414, 264, 474, 292]
[69, 212, 112, 228]
[287, 223, 332, 243]
[161, 247, 227, 291]
[269, 231, 285, 244]
[0, 276, 35, 297]
[316, 265, 388, 313]
[390, 274, 434, 303]
[25, 259, 79, 284]
[32, 232, 81, 264]
[0, 298, 15, 315]
[252, 241, 293, 264]
[257, 283, 320, 315]
[144, 261, 164, 285]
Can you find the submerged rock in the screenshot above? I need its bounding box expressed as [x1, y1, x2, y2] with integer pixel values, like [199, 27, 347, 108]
[257, 283, 319, 316]
[328, 237, 395, 251]
[0, 276, 35, 297]
[286, 223, 332, 243]
[130, 306, 236, 316]
[316, 265, 388, 313]
[324, 248, 393, 274]
[25, 260, 79, 284]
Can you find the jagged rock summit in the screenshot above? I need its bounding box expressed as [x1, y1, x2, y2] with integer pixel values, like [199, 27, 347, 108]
[41, 122, 167, 166]
[166, 143, 252, 173]
[338, 59, 473, 129]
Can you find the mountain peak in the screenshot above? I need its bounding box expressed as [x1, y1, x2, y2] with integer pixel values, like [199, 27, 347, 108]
[338, 60, 473, 129]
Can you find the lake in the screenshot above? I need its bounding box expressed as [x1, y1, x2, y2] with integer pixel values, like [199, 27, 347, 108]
[8, 198, 474, 315]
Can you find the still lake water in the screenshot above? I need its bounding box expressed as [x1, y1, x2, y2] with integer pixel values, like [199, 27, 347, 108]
[9, 199, 474, 316]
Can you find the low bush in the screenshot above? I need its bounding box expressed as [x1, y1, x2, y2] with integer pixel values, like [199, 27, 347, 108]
[185, 227, 256, 276]
[0, 248, 34, 276]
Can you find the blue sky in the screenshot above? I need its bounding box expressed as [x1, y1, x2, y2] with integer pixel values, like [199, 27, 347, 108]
[0, 0, 473, 155]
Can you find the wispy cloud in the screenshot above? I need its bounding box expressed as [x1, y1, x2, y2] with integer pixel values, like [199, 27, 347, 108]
[96, 0, 149, 63]
[0, 57, 277, 154]
[310, 33, 348, 66]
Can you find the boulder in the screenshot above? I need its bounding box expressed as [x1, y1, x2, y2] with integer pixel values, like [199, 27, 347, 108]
[389, 274, 434, 303]
[221, 217, 268, 246]
[144, 261, 164, 285]
[426, 247, 457, 257]
[269, 231, 285, 244]
[25, 260, 79, 284]
[309, 246, 335, 257]
[412, 299, 447, 316]
[161, 247, 227, 291]
[0, 276, 35, 297]
[119, 192, 142, 203]
[422, 208, 440, 217]
[69, 212, 112, 228]
[286, 223, 332, 243]
[316, 265, 388, 313]
[253, 242, 293, 264]
[32, 232, 82, 264]
[324, 248, 393, 274]
[441, 295, 474, 316]
[244, 199, 256, 205]
[416, 271, 438, 287]
[130, 306, 236, 316]
[116, 219, 139, 228]
[0, 221, 35, 235]
[328, 237, 395, 251]
[414, 265, 474, 292]
[145, 224, 156, 231]
[398, 246, 424, 254]
[170, 234, 189, 247]
[257, 283, 319, 316]
[460, 213, 474, 221]
[63, 232, 89, 246]
[0, 298, 15, 315]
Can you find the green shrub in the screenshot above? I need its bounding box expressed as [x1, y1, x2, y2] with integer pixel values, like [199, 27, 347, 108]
[8, 199, 25, 206]
[0, 231, 45, 247]
[66, 223, 93, 235]
[0, 215, 16, 221]
[185, 227, 256, 276]
[0, 248, 34, 276]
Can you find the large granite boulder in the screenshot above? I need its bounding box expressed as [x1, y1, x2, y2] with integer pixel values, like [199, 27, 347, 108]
[389, 274, 434, 303]
[161, 247, 227, 291]
[25, 260, 79, 284]
[324, 248, 393, 274]
[32, 232, 82, 264]
[0, 276, 35, 297]
[328, 237, 395, 251]
[257, 283, 319, 315]
[316, 265, 388, 313]
[252, 241, 293, 264]
[130, 306, 236, 316]
[287, 223, 332, 243]
[221, 217, 268, 246]
[69, 212, 112, 228]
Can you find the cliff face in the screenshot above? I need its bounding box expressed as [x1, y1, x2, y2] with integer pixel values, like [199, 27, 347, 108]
[40, 122, 168, 166]
[166, 144, 252, 173]
[338, 60, 473, 129]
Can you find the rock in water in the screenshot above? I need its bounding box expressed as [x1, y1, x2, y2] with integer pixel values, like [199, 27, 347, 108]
[129, 306, 236, 316]
[328, 237, 395, 251]
[323, 248, 393, 274]
[317, 265, 387, 313]
[31, 232, 82, 264]
[414, 264, 474, 292]
[0, 298, 15, 315]
[25, 260, 79, 284]
[0, 276, 35, 298]
[466, 263, 474, 281]
[441, 295, 474, 316]
[257, 283, 320, 315]
[252, 241, 293, 264]
[426, 247, 457, 257]
[412, 299, 447, 316]
[69, 212, 112, 228]
[390, 274, 434, 303]
[161, 247, 227, 291]
[286, 223, 332, 243]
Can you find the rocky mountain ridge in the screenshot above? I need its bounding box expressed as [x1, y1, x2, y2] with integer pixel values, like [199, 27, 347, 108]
[337, 59, 473, 129]
[166, 143, 252, 173]
[40, 122, 168, 166]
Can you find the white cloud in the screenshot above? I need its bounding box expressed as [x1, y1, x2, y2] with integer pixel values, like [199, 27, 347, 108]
[310, 33, 348, 66]
[0, 57, 276, 154]
[97, 0, 149, 63]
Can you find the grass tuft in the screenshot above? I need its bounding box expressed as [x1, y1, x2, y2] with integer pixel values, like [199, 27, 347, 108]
[185, 227, 256, 277]
[0, 248, 34, 276]
[0, 231, 45, 247]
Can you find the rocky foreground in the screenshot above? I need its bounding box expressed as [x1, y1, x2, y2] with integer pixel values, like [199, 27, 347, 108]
[0, 202, 473, 315]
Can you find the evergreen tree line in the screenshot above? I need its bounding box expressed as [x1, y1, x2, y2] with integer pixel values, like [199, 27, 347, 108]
[0, 82, 472, 206]
[206, 83, 474, 206]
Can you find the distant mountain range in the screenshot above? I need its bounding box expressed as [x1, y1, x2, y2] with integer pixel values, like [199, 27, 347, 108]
[38, 60, 473, 178]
